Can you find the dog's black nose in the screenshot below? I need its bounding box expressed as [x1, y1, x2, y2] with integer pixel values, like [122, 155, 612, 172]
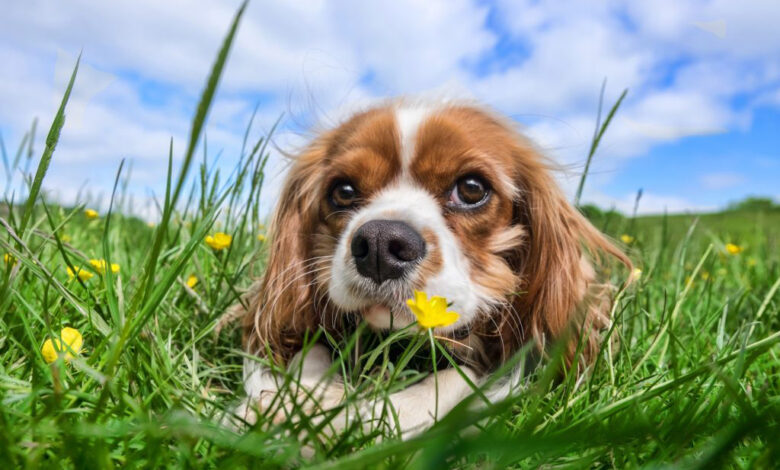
[351, 220, 426, 284]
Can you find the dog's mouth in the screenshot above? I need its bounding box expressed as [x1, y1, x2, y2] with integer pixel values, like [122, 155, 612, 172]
[361, 303, 414, 330]
[360, 302, 472, 340]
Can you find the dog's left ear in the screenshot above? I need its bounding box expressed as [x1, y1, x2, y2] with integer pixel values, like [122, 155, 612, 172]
[508, 140, 631, 368]
[239, 136, 329, 363]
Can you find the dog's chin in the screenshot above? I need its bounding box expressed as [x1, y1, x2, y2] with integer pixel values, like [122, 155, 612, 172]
[362, 304, 415, 330]
[328, 276, 414, 330]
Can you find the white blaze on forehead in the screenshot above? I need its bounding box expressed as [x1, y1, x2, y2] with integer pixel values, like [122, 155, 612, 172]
[394, 105, 434, 172]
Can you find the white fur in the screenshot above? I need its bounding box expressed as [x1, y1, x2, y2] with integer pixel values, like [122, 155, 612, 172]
[395, 104, 432, 171]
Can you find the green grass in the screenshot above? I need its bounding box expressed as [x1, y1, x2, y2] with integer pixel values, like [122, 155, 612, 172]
[1, 7, 778, 468]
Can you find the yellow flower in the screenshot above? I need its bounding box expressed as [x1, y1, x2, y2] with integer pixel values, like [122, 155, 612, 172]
[67, 266, 94, 281]
[725, 243, 742, 255]
[701, 271, 710, 281]
[60, 234, 72, 243]
[3, 253, 16, 266]
[257, 233, 266, 242]
[89, 259, 120, 275]
[620, 234, 634, 244]
[41, 327, 83, 363]
[631, 267, 642, 280]
[186, 275, 198, 288]
[406, 290, 460, 329]
[84, 209, 99, 219]
[205, 232, 232, 251]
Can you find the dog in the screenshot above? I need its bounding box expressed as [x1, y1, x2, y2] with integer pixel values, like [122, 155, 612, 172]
[229, 100, 630, 439]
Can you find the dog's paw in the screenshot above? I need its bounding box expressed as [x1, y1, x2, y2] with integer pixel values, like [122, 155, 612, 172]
[254, 380, 347, 426]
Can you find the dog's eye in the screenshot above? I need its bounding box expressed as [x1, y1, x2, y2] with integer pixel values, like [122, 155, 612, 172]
[448, 175, 490, 209]
[330, 181, 358, 208]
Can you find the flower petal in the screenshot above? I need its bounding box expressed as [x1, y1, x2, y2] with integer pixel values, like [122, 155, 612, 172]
[429, 296, 448, 314]
[413, 290, 428, 308]
[405, 298, 422, 317]
[437, 310, 460, 328]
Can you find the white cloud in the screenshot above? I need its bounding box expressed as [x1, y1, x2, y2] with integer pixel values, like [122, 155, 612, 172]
[585, 190, 717, 215]
[472, 16, 648, 116]
[755, 87, 780, 107]
[699, 172, 746, 189]
[628, 0, 780, 59]
[693, 19, 727, 39]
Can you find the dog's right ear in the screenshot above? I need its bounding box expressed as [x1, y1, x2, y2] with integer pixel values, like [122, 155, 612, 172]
[504, 132, 631, 369]
[241, 137, 328, 363]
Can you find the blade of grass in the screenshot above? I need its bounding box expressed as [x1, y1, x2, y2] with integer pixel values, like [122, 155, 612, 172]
[18, 55, 80, 236]
[574, 86, 627, 207]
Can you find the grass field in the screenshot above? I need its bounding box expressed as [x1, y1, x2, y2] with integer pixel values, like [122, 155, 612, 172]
[1, 6, 779, 468]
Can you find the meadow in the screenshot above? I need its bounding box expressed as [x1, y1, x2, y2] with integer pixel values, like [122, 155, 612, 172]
[1, 6, 778, 468]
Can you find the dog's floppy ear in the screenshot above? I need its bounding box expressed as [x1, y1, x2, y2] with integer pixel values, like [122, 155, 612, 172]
[509, 141, 631, 368]
[241, 138, 328, 363]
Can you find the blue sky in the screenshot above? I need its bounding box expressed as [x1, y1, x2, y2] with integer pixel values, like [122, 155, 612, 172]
[1, 0, 778, 217]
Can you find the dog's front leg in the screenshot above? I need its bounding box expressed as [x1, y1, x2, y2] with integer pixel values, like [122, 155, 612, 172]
[236, 343, 342, 426]
[385, 366, 480, 438]
[334, 366, 480, 440]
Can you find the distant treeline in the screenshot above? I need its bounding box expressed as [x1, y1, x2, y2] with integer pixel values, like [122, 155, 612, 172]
[725, 196, 780, 212]
[579, 196, 779, 220]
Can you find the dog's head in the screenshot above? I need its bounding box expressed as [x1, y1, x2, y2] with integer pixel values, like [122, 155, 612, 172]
[243, 101, 629, 371]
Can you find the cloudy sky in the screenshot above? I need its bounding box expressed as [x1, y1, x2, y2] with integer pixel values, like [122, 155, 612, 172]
[1, 0, 778, 217]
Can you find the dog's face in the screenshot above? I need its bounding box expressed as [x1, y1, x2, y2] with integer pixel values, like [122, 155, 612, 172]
[244, 101, 628, 369]
[315, 106, 521, 335]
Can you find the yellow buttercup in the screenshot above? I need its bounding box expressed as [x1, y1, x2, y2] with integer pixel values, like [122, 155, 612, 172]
[89, 258, 120, 275]
[205, 232, 232, 251]
[67, 265, 94, 281]
[406, 290, 460, 329]
[724, 243, 742, 255]
[41, 327, 83, 363]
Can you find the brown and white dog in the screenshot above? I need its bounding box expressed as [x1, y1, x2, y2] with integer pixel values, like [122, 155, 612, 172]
[231, 100, 630, 438]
